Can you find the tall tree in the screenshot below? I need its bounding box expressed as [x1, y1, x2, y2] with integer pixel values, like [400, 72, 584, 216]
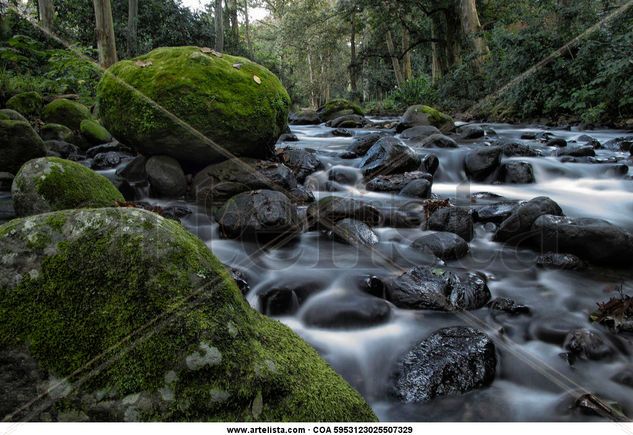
[349, 10, 358, 98]
[93, 0, 118, 67]
[214, 0, 224, 52]
[243, 0, 253, 55]
[459, 0, 489, 60]
[38, 0, 55, 32]
[127, 0, 138, 57]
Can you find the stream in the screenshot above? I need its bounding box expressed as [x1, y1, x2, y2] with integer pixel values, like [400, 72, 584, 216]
[112, 121, 633, 421]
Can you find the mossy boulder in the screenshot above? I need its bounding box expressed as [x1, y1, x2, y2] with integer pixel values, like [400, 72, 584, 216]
[0, 119, 47, 174]
[0, 207, 377, 422]
[42, 98, 93, 130]
[11, 157, 124, 217]
[317, 99, 364, 122]
[399, 105, 455, 132]
[80, 119, 112, 145]
[96, 46, 291, 169]
[6, 91, 43, 117]
[40, 123, 76, 143]
[0, 108, 28, 122]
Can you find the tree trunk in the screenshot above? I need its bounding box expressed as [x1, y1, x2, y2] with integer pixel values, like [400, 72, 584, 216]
[349, 12, 358, 98]
[459, 0, 489, 59]
[214, 0, 224, 52]
[244, 0, 253, 55]
[430, 12, 448, 83]
[385, 30, 404, 87]
[227, 0, 239, 47]
[38, 0, 54, 32]
[445, 8, 462, 67]
[127, 0, 138, 57]
[307, 50, 317, 108]
[402, 28, 413, 81]
[93, 0, 118, 68]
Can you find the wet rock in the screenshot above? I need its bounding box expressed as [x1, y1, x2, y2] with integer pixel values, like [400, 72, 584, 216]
[611, 367, 633, 388]
[306, 196, 382, 227]
[288, 185, 315, 204]
[428, 207, 474, 242]
[0, 119, 47, 174]
[327, 114, 368, 129]
[394, 326, 496, 402]
[399, 179, 432, 199]
[556, 145, 596, 158]
[497, 161, 535, 184]
[359, 137, 420, 179]
[194, 158, 297, 205]
[473, 203, 518, 224]
[303, 295, 391, 329]
[0, 172, 14, 191]
[464, 146, 502, 181]
[577, 135, 601, 148]
[91, 151, 128, 170]
[400, 125, 440, 141]
[546, 138, 567, 147]
[331, 128, 352, 137]
[398, 105, 455, 132]
[385, 266, 490, 311]
[420, 154, 440, 175]
[418, 133, 458, 149]
[499, 140, 542, 157]
[603, 136, 633, 152]
[228, 268, 250, 296]
[145, 155, 187, 198]
[571, 393, 629, 421]
[278, 133, 299, 142]
[411, 232, 469, 260]
[44, 140, 81, 160]
[328, 167, 360, 185]
[327, 218, 379, 247]
[317, 99, 364, 122]
[289, 109, 320, 125]
[216, 189, 302, 240]
[277, 147, 323, 183]
[493, 196, 563, 243]
[531, 215, 633, 266]
[85, 142, 133, 158]
[116, 155, 148, 183]
[259, 287, 298, 316]
[459, 125, 485, 139]
[563, 329, 612, 361]
[536, 253, 587, 270]
[366, 171, 433, 193]
[343, 133, 383, 158]
[487, 297, 530, 315]
[380, 208, 424, 228]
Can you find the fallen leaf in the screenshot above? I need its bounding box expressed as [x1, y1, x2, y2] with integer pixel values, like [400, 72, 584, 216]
[253, 75, 261, 85]
[134, 60, 153, 68]
[200, 47, 213, 53]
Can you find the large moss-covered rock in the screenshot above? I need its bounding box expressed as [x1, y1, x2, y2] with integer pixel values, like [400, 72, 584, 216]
[40, 123, 76, 143]
[0, 119, 47, 174]
[0, 109, 28, 122]
[42, 98, 93, 130]
[11, 157, 124, 216]
[317, 99, 364, 122]
[96, 46, 291, 168]
[0, 208, 377, 422]
[6, 91, 43, 117]
[399, 105, 455, 132]
[80, 119, 112, 145]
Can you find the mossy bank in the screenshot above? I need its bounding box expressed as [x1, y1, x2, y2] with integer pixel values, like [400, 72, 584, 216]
[0, 208, 377, 422]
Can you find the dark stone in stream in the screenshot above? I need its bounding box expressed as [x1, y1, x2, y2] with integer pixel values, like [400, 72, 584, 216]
[464, 146, 502, 181]
[302, 295, 391, 329]
[577, 135, 601, 148]
[343, 133, 384, 158]
[288, 185, 315, 204]
[278, 133, 299, 142]
[366, 171, 433, 193]
[116, 155, 147, 183]
[420, 154, 440, 175]
[306, 196, 382, 227]
[556, 145, 596, 158]
[327, 218, 379, 247]
[359, 137, 421, 179]
[289, 110, 320, 125]
[459, 125, 485, 139]
[536, 253, 587, 271]
[331, 128, 352, 137]
[611, 367, 633, 388]
[411, 232, 469, 260]
[531, 215, 633, 266]
[91, 151, 130, 170]
[563, 329, 612, 361]
[546, 138, 567, 147]
[400, 125, 440, 141]
[394, 326, 496, 402]
[85, 142, 133, 159]
[381, 209, 424, 228]
[487, 297, 530, 315]
[194, 158, 297, 205]
[603, 136, 633, 152]
[493, 196, 563, 244]
[418, 134, 458, 149]
[327, 114, 368, 129]
[216, 189, 302, 240]
[497, 161, 535, 184]
[385, 266, 490, 311]
[44, 140, 81, 160]
[499, 140, 542, 157]
[0, 172, 14, 191]
[259, 287, 298, 315]
[277, 147, 323, 182]
[399, 179, 432, 199]
[228, 267, 250, 296]
[328, 166, 360, 185]
[473, 202, 518, 224]
[428, 207, 474, 242]
[145, 155, 187, 198]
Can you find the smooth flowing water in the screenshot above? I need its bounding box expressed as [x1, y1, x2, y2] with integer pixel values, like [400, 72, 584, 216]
[130, 122, 633, 421]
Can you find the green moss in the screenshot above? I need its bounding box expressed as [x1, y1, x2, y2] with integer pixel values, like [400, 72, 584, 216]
[42, 98, 93, 130]
[40, 123, 75, 142]
[6, 91, 43, 117]
[404, 105, 454, 130]
[418, 105, 453, 127]
[317, 99, 364, 122]
[0, 108, 29, 122]
[80, 119, 112, 144]
[12, 157, 124, 216]
[0, 119, 46, 174]
[96, 46, 291, 167]
[0, 208, 377, 422]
